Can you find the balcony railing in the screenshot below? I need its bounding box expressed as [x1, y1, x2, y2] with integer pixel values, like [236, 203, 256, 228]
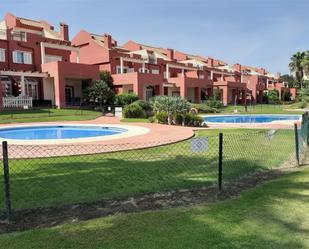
[0, 29, 7, 40]
[2, 97, 33, 109]
[116, 68, 160, 75]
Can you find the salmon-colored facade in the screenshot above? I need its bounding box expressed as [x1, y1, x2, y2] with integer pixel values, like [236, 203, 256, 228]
[0, 13, 296, 108]
[0, 13, 99, 108]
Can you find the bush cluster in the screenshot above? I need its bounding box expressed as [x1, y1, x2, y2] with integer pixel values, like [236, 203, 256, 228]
[190, 104, 220, 113]
[123, 100, 154, 118]
[206, 98, 223, 109]
[115, 93, 139, 106]
[152, 112, 203, 127]
[123, 103, 146, 118]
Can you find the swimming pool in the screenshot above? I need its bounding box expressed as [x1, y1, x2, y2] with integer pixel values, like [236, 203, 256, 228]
[0, 125, 127, 140]
[203, 115, 301, 123]
[0, 124, 150, 144]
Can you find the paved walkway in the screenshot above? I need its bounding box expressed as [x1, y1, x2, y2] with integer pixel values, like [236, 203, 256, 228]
[1, 117, 195, 158]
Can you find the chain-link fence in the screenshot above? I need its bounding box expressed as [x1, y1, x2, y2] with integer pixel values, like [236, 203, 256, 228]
[0, 116, 308, 222]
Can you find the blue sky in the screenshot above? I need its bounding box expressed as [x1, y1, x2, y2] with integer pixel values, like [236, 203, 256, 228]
[1, 0, 309, 74]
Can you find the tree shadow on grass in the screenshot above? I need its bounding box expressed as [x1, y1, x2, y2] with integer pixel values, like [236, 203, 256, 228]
[1, 168, 309, 249]
[0, 152, 290, 211]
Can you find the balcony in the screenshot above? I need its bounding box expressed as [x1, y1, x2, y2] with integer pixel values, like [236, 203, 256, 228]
[213, 79, 247, 90]
[0, 29, 7, 40]
[112, 71, 163, 86]
[168, 72, 212, 88]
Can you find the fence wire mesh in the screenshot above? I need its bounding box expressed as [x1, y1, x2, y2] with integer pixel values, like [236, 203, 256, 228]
[1, 137, 220, 212]
[223, 129, 296, 182]
[1, 115, 308, 221]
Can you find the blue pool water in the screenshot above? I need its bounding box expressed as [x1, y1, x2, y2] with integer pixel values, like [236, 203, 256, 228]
[0, 126, 127, 140]
[203, 115, 301, 123]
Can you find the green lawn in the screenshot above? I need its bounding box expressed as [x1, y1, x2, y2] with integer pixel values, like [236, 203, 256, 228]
[1, 165, 308, 249]
[0, 109, 101, 124]
[219, 104, 304, 114]
[0, 129, 295, 211]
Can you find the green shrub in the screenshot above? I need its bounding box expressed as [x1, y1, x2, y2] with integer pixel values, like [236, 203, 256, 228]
[267, 90, 280, 104]
[133, 100, 153, 116]
[190, 104, 219, 113]
[184, 113, 204, 127]
[123, 103, 146, 118]
[299, 101, 307, 108]
[115, 93, 139, 106]
[206, 98, 223, 109]
[148, 116, 155, 123]
[281, 91, 291, 101]
[174, 114, 184, 125]
[155, 111, 168, 124]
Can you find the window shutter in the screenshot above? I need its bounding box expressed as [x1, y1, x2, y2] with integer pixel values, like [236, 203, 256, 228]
[24, 52, 32, 64]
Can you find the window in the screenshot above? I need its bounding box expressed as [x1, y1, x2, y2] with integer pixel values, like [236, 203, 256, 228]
[45, 55, 62, 63]
[145, 86, 154, 101]
[138, 68, 149, 73]
[148, 55, 157, 64]
[152, 69, 159, 74]
[0, 49, 5, 62]
[12, 31, 27, 41]
[13, 51, 32, 64]
[116, 66, 129, 74]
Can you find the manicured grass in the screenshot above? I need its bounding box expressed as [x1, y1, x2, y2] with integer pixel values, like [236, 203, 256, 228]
[0, 109, 101, 124]
[219, 104, 304, 114]
[121, 118, 149, 123]
[0, 129, 295, 211]
[1, 166, 308, 249]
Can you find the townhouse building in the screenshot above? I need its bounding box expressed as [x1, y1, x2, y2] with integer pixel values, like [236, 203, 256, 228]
[0, 12, 296, 109]
[0, 13, 99, 108]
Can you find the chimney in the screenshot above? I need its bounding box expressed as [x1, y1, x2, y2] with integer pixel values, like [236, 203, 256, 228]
[60, 22, 69, 41]
[166, 48, 174, 60]
[104, 34, 112, 49]
[207, 58, 214, 67]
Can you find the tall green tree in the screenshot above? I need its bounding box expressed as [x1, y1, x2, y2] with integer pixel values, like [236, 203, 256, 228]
[289, 52, 305, 88]
[280, 74, 297, 88]
[99, 71, 114, 88]
[301, 51, 309, 85]
[87, 80, 115, 108]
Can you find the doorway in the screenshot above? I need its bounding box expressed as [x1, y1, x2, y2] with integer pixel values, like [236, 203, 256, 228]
[65, 86, 74, 105]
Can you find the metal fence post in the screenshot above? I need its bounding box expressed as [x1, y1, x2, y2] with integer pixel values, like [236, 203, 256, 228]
[2, 141, 12, 223]
[294, 123, 300, 166]
[218, 133, 223, 191]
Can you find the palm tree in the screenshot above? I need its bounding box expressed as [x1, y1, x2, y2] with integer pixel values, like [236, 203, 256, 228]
[289, 52, 305, 88]
[301, 51, 309, 87]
